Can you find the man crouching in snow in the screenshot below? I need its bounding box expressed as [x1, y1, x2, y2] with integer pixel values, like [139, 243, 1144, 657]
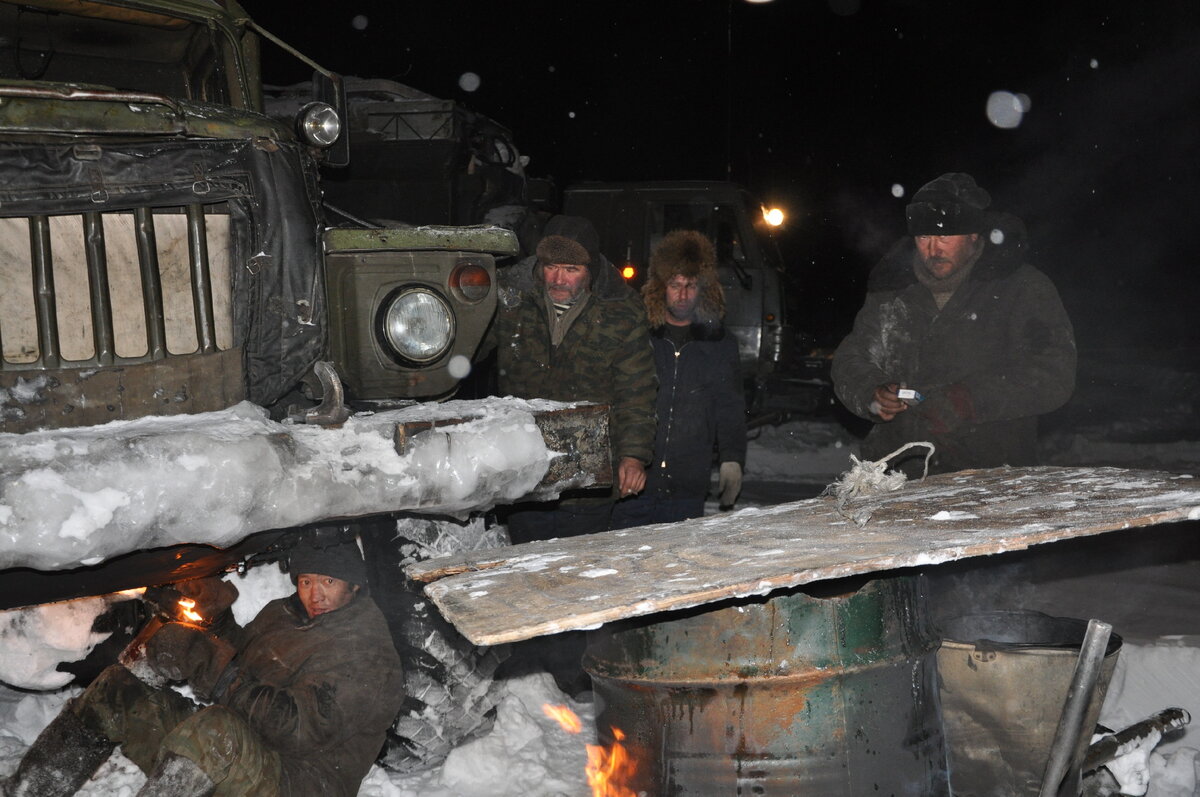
[2, 537, 404, 797]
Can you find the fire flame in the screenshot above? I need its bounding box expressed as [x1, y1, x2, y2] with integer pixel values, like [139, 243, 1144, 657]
[543, 703, 582, 733]
[586, 728, 637, 797]
[543, 704, 637, 797]
[177, 598, 204, 623]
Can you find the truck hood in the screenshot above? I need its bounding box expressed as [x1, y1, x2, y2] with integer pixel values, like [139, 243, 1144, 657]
[0, 82, 287, 140]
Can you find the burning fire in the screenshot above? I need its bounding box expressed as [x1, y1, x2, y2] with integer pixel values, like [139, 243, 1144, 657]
[177, 597, 204, 623]
[543, 704, 638, 797]
[542, 703, 582, 733]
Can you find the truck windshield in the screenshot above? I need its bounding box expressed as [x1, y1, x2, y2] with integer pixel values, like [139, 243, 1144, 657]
[0, 1, 235, 104]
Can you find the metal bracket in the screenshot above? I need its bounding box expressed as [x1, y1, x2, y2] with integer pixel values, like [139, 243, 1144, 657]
[288, 361, 351, 426]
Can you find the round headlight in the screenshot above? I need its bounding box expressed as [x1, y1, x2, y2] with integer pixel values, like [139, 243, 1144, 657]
[379, 288, 454, 364]
[298, 102, 342, 148]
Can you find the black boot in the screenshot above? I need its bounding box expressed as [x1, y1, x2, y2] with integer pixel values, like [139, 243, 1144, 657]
[3, 708, 114, 797]
[135, 753, 215, 797]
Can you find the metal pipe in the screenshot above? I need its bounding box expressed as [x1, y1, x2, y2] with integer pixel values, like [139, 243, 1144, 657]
[29, 215, 60, 368]
[1083, 707, 1190, 773]
[1039, 618, 1112, 797]
[83, 212, 115, 365]
[185, 204, 217, 354]
[134, 208, 168, 360]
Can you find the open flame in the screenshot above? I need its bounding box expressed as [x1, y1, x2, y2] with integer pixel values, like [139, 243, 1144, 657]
[543, 703, 582, 733]
[543, 704, 638, 797]
[177, 597, 204, 623]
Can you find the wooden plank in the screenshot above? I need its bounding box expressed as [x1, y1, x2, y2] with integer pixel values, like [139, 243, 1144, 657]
[407, 466, 1200, 646]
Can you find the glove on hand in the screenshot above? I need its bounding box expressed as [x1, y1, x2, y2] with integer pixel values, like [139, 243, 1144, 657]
[145, 622, 236, 699]
[718, 461, 743, 509]
[176, 576, 239, 619]
[922, 383, 975, 435]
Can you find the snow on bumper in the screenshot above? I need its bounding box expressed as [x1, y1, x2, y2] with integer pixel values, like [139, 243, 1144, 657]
[0, 397, 602, 571]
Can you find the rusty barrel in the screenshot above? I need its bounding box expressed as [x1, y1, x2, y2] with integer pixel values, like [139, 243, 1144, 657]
[582, 575, 948, 795]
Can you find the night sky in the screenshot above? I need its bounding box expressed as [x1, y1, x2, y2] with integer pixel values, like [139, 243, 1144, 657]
[248, 0, 1200, 351]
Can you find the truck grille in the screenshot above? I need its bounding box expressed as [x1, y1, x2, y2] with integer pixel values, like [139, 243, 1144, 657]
[0, 204, 233, 370]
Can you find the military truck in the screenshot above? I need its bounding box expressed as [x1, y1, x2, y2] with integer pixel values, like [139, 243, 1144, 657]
[563, 180, 832, 421]
[0, 0, 517, 433]
[0, 0, 606, 771]
[263, 76, 555, 255]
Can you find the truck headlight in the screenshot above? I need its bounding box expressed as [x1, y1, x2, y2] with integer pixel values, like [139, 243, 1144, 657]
[297, 102, 342, 147]
[378, 288, 454, 364]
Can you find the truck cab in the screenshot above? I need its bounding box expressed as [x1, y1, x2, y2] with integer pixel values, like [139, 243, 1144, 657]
[0, 0, 514, 435]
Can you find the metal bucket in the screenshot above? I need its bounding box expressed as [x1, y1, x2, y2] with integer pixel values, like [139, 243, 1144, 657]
[937, 611, 1123, 796]
[582, 575, 948, 796]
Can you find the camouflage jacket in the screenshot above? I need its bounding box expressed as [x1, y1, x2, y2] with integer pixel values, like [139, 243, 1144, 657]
[493, 256, 657, 474]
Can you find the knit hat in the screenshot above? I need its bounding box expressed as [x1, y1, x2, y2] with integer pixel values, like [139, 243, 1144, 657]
[535, 215, 600, 268]
[906, 173, 991, 235]
[289, 537, 368, 586]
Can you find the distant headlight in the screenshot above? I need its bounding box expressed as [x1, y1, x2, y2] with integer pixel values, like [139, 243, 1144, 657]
[298, 102, 342, 148]
[379, 288, 454, 364]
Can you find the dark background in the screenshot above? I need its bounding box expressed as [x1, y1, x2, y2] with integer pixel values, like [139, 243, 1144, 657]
[248, 0, 1200, 354]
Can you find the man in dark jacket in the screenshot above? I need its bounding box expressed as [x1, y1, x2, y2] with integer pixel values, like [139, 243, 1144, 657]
[492, 215, 657, 543]
[611, 229, 747, 528]
[3, 538, 404, 797]
[832, 172, 1076, 477]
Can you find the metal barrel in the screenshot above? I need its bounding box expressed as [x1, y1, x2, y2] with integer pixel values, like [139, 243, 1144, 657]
[582, 575, 948, 796]
[936, 611, 1123, 796]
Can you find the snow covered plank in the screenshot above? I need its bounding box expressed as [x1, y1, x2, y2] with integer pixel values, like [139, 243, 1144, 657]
[0, 397, 608, 572]
[408, 466, 1200, 646]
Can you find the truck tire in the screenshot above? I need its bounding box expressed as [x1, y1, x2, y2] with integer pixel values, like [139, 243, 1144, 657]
[361, 515, 511, 773]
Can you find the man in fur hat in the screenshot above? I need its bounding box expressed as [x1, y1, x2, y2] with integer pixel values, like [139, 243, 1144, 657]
[3, 537, 404, 797]
[832, 172, 1076, 477]
[611, 229, 747, 529]
[492, 214, 657, 543]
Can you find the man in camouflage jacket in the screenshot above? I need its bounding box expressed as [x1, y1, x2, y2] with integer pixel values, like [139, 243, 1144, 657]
[492, 215, 657, 543]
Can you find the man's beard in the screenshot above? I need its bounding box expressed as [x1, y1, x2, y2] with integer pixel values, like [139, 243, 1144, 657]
[668, 303, 696, 323]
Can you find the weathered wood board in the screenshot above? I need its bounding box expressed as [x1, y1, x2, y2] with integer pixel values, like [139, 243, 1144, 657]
[407, 466, 1200, 646]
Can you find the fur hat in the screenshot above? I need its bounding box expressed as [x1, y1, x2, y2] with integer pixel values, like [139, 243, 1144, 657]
[289, 538, 368, 587]
[643, 229, 725, 326]
[535, 215, 600, 267]
[906, 172, 991, 235]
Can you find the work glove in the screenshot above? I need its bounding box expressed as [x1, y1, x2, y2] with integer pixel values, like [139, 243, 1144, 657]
[921, 383, 976, 436]
[718, 461, 743, 510]
[145, 622, 236, 700]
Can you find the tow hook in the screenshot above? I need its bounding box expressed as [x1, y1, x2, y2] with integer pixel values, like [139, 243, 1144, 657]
[288, 361, 351, 426]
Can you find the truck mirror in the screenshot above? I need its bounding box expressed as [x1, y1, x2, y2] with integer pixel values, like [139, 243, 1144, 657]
[313, 70, 350, 168]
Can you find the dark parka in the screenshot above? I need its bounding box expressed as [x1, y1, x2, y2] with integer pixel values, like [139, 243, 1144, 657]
[643, 322, 746, 497]
[832, 214, 1076, 476]
[492, 254, 657, 476]
[209, 593, 404, 797]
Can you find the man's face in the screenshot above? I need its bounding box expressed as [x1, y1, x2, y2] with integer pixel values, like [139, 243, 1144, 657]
[914, 233, 981, 280]
[297, 573, 359, 618]
[541, 263, 590, 304]
[665, 275, 699, 325]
